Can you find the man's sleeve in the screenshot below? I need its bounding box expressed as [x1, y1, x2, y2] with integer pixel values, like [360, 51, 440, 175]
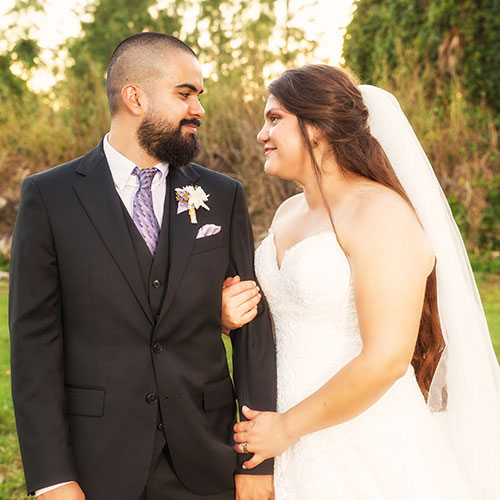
[9, 178, 77, 494]
[35, 481, 75, 497]
[227, 182, 277, 475]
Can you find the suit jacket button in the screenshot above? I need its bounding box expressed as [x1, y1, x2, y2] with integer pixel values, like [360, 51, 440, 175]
[152, 342, 163, 353]
[157, 422, 164, 431]
[152, 279, 161, 288]
[146, 392, 158, 404]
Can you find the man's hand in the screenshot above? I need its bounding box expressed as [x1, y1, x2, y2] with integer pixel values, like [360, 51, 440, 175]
[38, 482, 85, 500]
[235, 474, 274, 500]
[222, 276, 261, 333]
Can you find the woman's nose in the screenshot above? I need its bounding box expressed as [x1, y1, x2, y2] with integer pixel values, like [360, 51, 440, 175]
[257, 124, 268, 143]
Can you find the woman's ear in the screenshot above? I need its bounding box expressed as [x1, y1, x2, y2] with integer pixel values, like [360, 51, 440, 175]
[307, 124, 323, 148]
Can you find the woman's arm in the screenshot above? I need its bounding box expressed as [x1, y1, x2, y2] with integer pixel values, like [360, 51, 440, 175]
[234, 193, 435, 469]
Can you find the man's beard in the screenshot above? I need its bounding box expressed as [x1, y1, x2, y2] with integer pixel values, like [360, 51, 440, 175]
[137, 112, 201, 168]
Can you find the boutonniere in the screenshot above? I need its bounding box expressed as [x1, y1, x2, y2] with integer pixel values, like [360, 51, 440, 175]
[175, 185, 210, 224]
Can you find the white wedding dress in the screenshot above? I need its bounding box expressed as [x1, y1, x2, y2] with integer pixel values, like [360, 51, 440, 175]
[255, 229, 474, 500]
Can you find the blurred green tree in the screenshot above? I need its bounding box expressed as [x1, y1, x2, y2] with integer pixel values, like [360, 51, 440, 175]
[0, 0, 45, 97]
[67, 0, 185, 78]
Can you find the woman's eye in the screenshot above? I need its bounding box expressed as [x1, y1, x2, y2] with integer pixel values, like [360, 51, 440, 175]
[270, 115, 280, 123]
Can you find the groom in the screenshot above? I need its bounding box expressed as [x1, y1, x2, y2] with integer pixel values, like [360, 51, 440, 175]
[9, 33, 276, 500]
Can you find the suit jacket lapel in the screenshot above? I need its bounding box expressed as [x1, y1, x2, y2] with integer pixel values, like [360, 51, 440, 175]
[157, 164, 200, 324]
[73, 143, 154, 325]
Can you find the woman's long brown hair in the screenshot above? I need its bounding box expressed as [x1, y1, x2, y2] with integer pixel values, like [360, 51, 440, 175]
[268, 65, 445, 401]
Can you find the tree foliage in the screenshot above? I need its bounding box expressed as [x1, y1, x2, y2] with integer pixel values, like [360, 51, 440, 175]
[343, 0, 500, 114]
[0, 0, 44, 96]
[189, 0, 279, 89]
[67, 0, 185, 78]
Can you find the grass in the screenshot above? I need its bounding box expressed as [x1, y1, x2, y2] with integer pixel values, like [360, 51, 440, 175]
[0, 277, 499, 499]
[0, 282, 26, 499]
[478, 274, 500, 358]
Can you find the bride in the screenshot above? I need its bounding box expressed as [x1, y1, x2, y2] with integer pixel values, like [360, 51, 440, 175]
[221, 65, 500, 499]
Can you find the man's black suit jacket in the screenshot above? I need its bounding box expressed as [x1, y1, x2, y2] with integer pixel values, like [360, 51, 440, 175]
[9, 142, 277, 499]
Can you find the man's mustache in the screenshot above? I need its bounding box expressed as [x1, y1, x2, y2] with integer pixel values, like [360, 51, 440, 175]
[180, 118, 201, 128]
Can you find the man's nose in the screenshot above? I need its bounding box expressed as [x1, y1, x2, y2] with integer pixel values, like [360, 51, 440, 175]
[190, 98, 205, 118]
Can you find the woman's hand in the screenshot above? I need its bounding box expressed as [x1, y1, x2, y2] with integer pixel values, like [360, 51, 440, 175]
[222, 276, 261, 333]
[233, 406, 294, 469]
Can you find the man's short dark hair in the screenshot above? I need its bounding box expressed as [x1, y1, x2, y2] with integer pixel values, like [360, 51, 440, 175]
[106, 32, 196, 116]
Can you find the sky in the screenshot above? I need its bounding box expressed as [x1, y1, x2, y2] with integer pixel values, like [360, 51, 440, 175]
[0, 0, 355, 91]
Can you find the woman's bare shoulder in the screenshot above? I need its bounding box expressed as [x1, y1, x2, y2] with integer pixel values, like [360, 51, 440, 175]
[339, 185, 434, 272]
[271, 193, 304, 229]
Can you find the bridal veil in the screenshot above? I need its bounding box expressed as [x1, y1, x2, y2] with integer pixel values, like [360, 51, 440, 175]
[360, 85, 500, 499]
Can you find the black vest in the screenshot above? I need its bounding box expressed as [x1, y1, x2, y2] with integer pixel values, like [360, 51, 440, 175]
[121, 188, 171, 320]
[121, 195, 174, 478]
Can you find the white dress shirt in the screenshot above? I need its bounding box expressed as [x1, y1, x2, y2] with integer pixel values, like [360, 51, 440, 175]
[35, 135, 169, 497]
[103, 133, 169, 225]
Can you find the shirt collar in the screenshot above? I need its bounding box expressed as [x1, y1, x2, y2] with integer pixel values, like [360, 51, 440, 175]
[103, 133, 169, 190]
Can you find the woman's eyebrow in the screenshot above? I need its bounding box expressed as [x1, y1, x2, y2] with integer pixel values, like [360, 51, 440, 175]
[265, 108, 281, 118]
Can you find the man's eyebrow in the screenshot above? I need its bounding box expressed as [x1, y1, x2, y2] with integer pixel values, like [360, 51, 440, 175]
[175, 83, 204, 94]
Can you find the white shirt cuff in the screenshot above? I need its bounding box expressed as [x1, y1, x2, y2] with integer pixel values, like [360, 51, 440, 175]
[36, 481, 75, 496]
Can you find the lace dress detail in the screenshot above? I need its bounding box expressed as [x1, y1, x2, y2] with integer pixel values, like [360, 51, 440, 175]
[255, 230, 473, 500]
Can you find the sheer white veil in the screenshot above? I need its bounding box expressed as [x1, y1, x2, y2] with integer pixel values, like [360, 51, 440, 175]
[360, 84, 500, 499]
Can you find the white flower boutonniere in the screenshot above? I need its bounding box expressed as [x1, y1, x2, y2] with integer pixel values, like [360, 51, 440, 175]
[175, 185, 210, 224]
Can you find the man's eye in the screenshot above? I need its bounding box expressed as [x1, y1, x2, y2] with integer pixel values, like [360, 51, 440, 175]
[180, 92, 190, 98]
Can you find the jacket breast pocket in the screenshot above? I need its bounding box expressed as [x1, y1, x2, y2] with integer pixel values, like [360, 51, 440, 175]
[191, 231, 223, 255]
[203, 377, 235, 411]
[65, 385, 105, 417]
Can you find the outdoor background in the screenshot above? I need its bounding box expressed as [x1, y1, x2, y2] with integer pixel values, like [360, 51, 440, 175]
[0, 0, 499, 497]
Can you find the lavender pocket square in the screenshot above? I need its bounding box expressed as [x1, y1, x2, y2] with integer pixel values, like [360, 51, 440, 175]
[196, 224, 222, 239]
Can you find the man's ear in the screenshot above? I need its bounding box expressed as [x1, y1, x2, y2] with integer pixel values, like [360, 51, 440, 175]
[121, 84, 147, 116]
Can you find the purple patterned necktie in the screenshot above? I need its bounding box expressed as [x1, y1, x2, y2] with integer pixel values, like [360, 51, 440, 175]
[132, 166, 160, 255]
